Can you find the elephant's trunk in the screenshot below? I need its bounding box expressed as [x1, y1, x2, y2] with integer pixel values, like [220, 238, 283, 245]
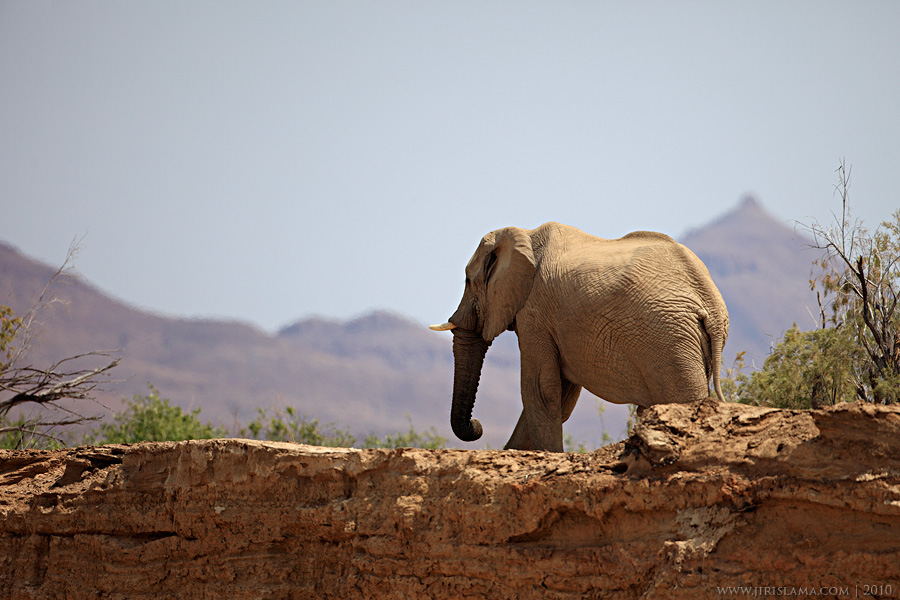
[450, 329, 490, 442]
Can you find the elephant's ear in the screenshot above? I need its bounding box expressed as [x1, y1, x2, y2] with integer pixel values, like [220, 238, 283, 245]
[482, 227, 536, 343]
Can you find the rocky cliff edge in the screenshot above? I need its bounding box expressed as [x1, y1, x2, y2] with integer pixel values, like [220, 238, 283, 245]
[2, 399, 899, 599]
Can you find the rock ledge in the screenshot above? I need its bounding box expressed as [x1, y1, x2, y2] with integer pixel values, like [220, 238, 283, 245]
[2, 400, 899, 599]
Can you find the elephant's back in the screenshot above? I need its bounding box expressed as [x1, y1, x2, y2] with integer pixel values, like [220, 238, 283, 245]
[559, 232, 690, 288]
[548, 234, 717, 405]
[619, 230, 676, 244]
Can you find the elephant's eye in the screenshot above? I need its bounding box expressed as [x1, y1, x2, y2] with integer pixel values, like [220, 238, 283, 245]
[465, 278, 471, 286]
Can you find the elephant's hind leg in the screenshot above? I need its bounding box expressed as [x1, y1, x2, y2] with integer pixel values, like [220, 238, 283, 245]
[503, 380, 580, 450]
[561, 379, 582, 423]
[504, 411, 531, 450]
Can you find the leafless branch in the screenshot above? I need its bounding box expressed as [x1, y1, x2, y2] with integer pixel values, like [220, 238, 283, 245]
[1, 239, 121, 447]
[0, 354, 121, 418]
[816, 291, 827, 330]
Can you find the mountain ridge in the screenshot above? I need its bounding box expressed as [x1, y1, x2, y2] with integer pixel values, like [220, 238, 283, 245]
[1, 198, 820, 447]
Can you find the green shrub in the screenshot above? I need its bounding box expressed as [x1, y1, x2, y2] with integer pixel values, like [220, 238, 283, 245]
[362, 416, 446, 449]
[727, 325, 860, 409]
[242, 405, 357, 447]
[0, 305, 22, 372]
[84, 385, 225, 444]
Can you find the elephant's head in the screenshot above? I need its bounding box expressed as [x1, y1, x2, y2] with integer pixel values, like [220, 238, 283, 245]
[431, 227, 536, 442]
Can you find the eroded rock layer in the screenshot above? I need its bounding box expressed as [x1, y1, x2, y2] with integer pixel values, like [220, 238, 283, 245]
[2, 400, 899, 599]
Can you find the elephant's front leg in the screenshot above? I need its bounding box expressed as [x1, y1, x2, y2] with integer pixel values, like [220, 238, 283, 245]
[516, 358, 566, 452]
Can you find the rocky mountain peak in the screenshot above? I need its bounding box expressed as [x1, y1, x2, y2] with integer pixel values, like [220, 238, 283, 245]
[682, 194, 800, 248]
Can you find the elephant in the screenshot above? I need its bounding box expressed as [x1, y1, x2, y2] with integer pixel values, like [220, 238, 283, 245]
[430, 222, 728, 452]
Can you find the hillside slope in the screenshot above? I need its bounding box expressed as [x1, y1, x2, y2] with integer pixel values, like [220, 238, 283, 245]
[0, 241, 525, 446]
[0, 198, 821, 447]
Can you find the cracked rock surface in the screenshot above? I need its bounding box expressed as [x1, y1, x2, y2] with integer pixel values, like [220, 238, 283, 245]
[2, 399, 899, 599]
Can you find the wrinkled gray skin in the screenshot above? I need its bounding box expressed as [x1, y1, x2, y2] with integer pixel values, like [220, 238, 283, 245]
[436, 222, 728, 452]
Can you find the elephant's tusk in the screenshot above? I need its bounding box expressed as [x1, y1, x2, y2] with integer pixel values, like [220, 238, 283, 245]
[429, 322, 457, 331]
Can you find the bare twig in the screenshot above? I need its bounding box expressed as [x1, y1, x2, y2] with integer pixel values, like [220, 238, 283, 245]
[816, 291, 827, 330]
[1, 239, 121, 447]
[0, 355, 121, 417]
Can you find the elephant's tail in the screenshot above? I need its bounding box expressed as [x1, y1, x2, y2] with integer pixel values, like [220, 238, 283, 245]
[712, 347, 725, 401]
[698, 307, 727, 401]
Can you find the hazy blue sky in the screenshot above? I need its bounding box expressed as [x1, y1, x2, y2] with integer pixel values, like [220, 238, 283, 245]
[2, 1, 898, 331]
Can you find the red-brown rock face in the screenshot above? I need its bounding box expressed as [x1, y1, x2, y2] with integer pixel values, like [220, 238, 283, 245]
[2, 399, 899, 599]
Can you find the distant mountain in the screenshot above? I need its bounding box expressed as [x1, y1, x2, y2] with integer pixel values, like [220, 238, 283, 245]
[0, 198, 821, 448]
[0, 241, 526, 447]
